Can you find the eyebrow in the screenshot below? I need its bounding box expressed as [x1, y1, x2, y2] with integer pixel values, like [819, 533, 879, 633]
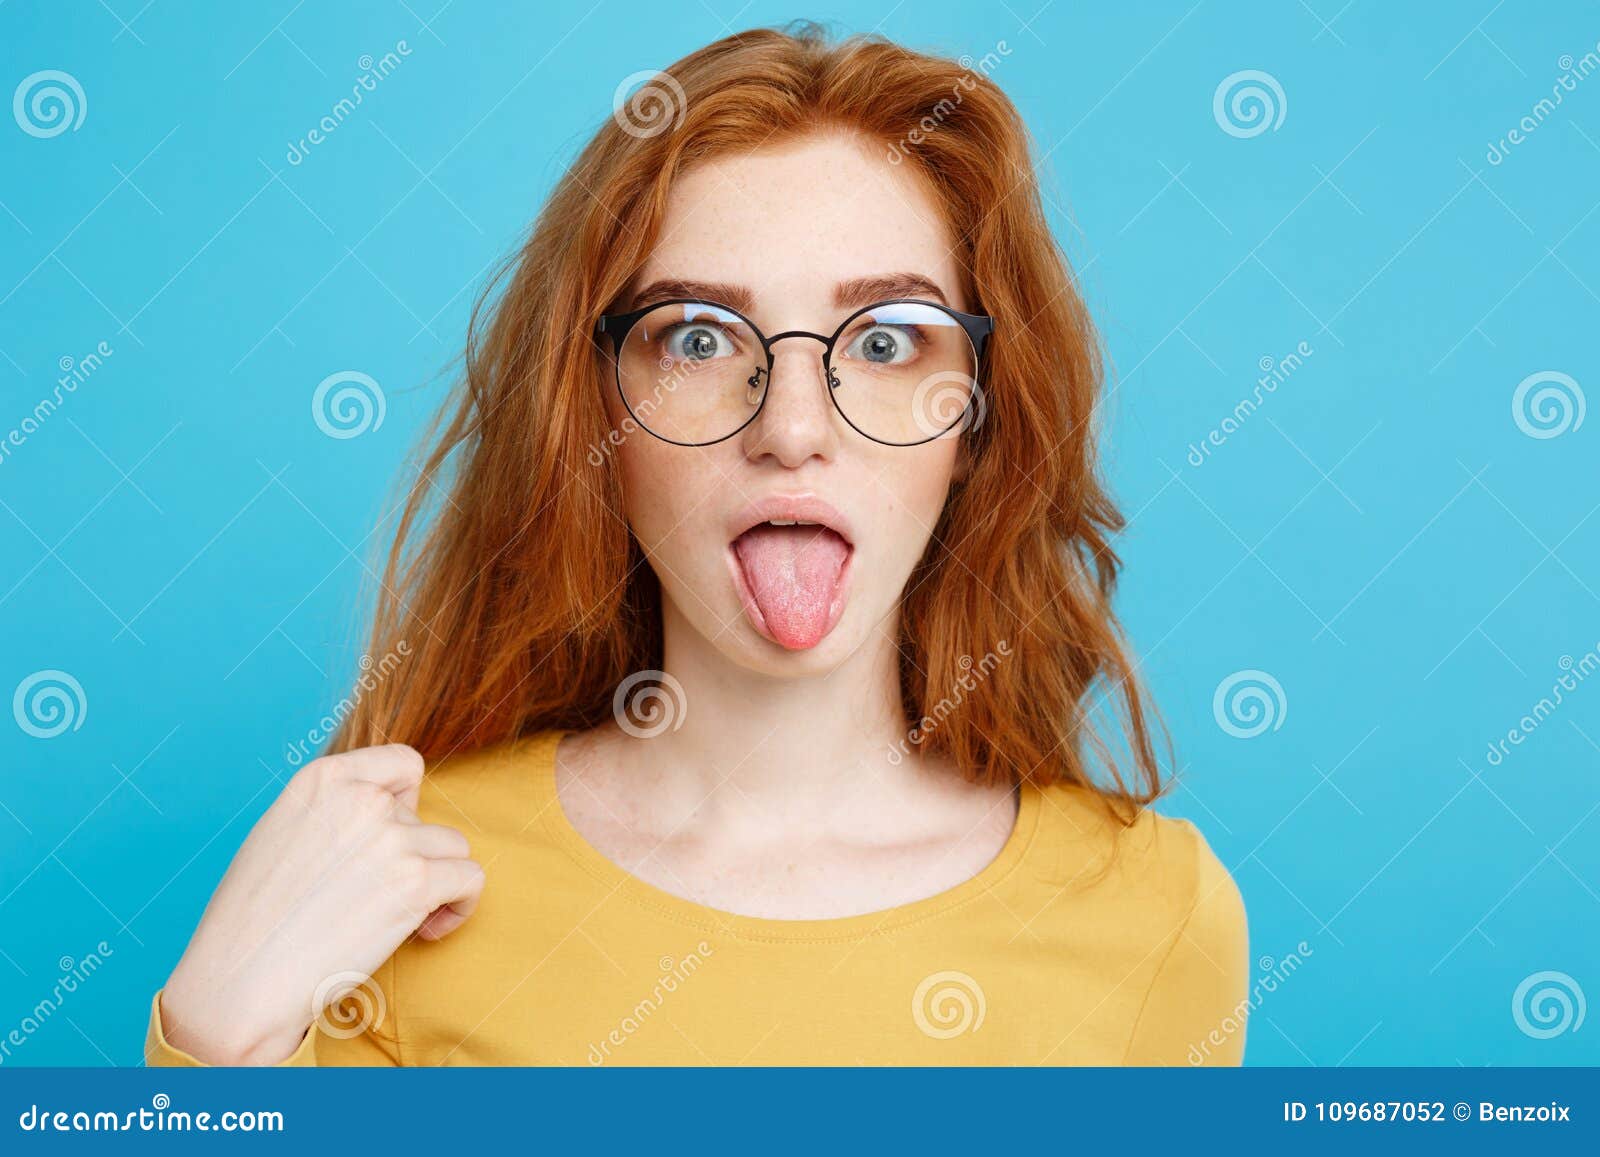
[627, 272, 950, 315]
[630, 278, 755, 314]
[833, 273, 949, 310]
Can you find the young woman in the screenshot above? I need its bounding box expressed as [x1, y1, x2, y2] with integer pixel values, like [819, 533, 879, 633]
[146, 23, 1248, 1067]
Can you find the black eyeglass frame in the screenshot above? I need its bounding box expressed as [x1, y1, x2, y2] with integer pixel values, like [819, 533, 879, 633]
[594, 296, 994, 448]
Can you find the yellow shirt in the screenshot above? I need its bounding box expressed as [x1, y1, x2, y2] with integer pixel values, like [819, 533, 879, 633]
[145, 729, 1249, 1066]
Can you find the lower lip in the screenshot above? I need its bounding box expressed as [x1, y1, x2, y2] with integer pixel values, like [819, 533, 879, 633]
[725, 538, 855, 651]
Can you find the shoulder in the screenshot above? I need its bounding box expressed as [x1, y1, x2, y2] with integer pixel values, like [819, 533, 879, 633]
[1029, 780, 1248, 956]
[1028, 783, 1250, 1063]
[413, 728, 565, 833]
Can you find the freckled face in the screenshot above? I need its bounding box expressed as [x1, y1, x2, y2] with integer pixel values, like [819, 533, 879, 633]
[602, 131, 972, 675]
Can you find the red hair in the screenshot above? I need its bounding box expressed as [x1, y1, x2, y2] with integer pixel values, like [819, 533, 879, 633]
[334, 22, 1166, 809]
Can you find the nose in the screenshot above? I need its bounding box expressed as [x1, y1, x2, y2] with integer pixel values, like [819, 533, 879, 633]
[739, 334, 839, 467]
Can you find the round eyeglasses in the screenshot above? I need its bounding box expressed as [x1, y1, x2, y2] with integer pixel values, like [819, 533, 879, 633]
[594, 297, 993, 447]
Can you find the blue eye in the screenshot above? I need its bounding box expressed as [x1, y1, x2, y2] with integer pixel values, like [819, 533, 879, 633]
[663, 323, 735, 362]
[844, 324, 920, 366]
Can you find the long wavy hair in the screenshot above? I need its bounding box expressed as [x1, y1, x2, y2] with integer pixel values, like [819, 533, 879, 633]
[331, 22, 1167, 808]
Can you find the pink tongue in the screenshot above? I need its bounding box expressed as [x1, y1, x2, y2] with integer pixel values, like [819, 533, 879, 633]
[733, 525, 850, 650]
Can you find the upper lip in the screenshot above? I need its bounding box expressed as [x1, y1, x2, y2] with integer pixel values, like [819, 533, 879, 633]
[728, 493, 855, 546]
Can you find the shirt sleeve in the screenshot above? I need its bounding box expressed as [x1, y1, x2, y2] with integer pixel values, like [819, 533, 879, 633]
[1122, 820, 1250, 1066]
[144, 955, 403, 1067]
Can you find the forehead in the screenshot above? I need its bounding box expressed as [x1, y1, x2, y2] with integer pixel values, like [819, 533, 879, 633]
[631, 131, 964, 312]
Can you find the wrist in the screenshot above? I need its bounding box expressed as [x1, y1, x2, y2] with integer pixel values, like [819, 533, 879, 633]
[159, 972, 311, 1066]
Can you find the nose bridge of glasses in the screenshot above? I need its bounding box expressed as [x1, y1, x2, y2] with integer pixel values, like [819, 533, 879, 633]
[753, 328, 838, 389]
[762, 328, 832, 350]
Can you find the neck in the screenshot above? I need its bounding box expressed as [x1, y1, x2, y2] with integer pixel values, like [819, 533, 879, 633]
[611, 599, 916, 826]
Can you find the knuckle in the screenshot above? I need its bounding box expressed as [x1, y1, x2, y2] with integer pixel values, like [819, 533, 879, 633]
[384, 854, 431, 900]
[347, 782, 397, 824]
[374, 820, 413, 851]
[287, 757, 333, 795]
[372, 743, 425, 776]
[282, 763, 336, 814]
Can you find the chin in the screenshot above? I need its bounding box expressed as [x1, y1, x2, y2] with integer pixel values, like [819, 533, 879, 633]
[719, 615, 872, 678]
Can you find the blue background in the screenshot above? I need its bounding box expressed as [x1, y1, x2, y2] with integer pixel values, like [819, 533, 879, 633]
[1, 0, 1595, 1066]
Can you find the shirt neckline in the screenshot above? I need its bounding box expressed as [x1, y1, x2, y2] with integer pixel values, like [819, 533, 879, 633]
[525, 728, 1042, 943]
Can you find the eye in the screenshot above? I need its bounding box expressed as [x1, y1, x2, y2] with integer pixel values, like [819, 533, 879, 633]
[841, 323, 920, 366]
[660, 322, 738, 363]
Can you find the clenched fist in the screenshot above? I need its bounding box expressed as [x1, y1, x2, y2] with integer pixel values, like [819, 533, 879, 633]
[157, 745, 482, 1065]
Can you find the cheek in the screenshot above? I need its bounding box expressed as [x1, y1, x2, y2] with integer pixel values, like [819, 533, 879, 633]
[871, 438, 961, 559]
[613, 438, 668, 547]
[613, 435, 717, 559]
[603, 386, 670, 546]
[899, 438, 961, 522]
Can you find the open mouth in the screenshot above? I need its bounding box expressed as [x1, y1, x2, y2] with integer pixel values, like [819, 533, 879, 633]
[726, 499, 855, 651]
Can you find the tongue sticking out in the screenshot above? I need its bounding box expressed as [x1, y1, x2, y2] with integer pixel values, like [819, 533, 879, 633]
[732, 524, 851, 650]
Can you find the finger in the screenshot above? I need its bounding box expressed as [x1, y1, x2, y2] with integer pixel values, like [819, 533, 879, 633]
[420, 858, 485, 924]
[334, 745, 426, 809]
[402, 822, 471, 861]
[414, 858, 485, 941]
[415, 906, 468, 941]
